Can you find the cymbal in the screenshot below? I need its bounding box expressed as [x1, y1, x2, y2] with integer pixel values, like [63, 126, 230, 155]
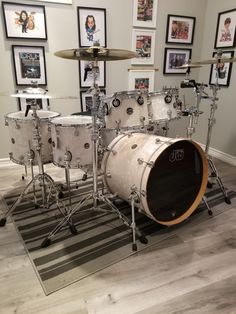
[1, 87, 78, 99]
[54, 46, 138, 61]
[195, 56, 236, 65]
[176, 62, 202, 69]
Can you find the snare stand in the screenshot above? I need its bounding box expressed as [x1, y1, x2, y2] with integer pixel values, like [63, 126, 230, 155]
[41, 57, 148, 250]
[0, 100, 76, 232]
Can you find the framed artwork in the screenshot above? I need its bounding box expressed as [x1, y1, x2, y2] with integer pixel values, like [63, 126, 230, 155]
[80, 89, 105, 112]
[28, 0, 72, 4]
[166, 14, 195, 44]
[79, 60, 106, 88]
[128, 70, 155, 92]
[209, 51, 234, 87]
[77, 7, 107, 47]
[18, 98, 49, 111]
[214, 9, 236, 49]
[163, 48, 192, 74]
[12, 45, 47, 86]
[133, 0, 158, 28]
[1, 2, 47, 40]
[131, 29, 156, 65]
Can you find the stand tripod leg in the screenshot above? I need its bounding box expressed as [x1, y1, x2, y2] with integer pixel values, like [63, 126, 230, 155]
[208, 158, 231, 204]
[202, 196, 213, 216]
[41, 194, 92, 248]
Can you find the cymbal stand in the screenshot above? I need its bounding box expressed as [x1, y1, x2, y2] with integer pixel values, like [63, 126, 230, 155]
[41, 58, 148, 250]
[0, 101, 75, 229]
[205, 82, 231, 204]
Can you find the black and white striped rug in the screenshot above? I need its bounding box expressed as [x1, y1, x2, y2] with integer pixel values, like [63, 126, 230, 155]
[3, 179, 236, 295]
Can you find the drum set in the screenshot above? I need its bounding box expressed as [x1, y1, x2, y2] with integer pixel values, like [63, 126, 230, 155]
[0, 46, 233, 251]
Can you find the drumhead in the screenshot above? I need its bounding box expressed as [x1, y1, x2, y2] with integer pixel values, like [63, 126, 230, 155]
[146, 140, 205, 223]
[50, 115, 92, 126]
[6, 110, 59, 120]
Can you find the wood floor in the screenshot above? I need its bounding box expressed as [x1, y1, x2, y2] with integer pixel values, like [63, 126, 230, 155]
[0, 159, 236, 314]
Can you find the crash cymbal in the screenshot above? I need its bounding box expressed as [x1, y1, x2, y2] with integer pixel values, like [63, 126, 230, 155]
[195, 56, 236, 65]
[1, 87, 78, 99]
[55, 46, 138, 61]
[176, 62, 202, 69]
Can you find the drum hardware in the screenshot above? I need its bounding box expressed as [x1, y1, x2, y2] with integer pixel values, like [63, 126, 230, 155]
[0, 98, 74, 231]
[41, 46, 147, 250]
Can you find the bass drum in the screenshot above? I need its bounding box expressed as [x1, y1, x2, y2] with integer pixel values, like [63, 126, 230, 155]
[102, 132, 208, 226]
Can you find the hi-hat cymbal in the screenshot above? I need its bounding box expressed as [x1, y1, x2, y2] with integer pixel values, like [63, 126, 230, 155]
[55, 46, 138, 61]
[195, 56, 236, 65]
[1, 87, 78, 99]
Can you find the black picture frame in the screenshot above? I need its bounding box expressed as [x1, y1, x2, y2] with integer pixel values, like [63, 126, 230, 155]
[214, 9, 236, 49]
[166, 14, 196, 45]
[163, 48, 192, 74]
[77, 6, 107, 47]
[12, 45, 47, 86]
[18, 98, 49, 111]
[80, 89, 106, 113]
[2, 2, 47, 40]
[79, 60, 106, 88]
[209, 51, 234, 87]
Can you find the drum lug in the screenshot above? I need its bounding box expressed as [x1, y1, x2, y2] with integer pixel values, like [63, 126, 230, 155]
[15, 121, 20, 129]
[111, 149, 117, 155]
[106, 171, 112, 178]
[9, 152, 13, 159]
[11, 138, 15, 144]
[137, 158, 154, 168]
[155, 138, 161, 144]
[5, 120, 8, 126]
[141, 190, 146, 197]
[74, 128, 79, 136]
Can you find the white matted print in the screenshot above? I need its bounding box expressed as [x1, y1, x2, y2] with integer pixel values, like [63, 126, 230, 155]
[80, 89, 105, 112]
[18, 98, 49, 111]
[77, 7, 106, 47]
[209, 51, 234, 87]
[79, 61, 105, 88]
[128, 70, 155, 92]
[166, 15, 195, 44]
[214, 9, 236, 49]
[12, 45, 47, 85]
[2, 2, 47, 39]
[163, 48, 191, 74]
[133, 0, 158, 28]
[132, 29, 155, 65]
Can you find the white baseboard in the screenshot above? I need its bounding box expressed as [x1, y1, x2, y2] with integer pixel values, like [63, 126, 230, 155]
[0, 158, 20, 168]
[198, 143, 236, 166]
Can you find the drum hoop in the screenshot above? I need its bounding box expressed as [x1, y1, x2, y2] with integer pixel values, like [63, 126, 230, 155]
[101, 90, 147, 102]
[5, 111, 60, 122]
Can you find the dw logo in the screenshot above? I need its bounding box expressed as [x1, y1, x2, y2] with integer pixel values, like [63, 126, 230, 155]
[169, 149, 184, 162]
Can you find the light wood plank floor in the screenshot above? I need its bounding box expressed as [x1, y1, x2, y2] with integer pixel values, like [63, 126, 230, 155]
[0, 159, 236, 314]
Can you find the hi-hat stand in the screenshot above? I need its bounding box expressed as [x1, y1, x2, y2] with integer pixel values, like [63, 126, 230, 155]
[0, 100, 76, 232]
[41, 58, 148, 251]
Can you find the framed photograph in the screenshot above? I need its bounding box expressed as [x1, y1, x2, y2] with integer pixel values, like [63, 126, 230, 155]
[2, 2, 47, 40]
[214, 9, 236, 49]
[12, 45, 47, 86]
[79, 60, 105, 88]
[80, 89, 105, 113]
[166, 14, 195, 44]
[77, 7, 107, 47]
[18, 98, 49, 111]
[131, 29, 156, 65]
[209, 51, 234, 87]
[133, 0, 158, 28]
[128, 70, 155, 92]
[163, 48, 192, 74]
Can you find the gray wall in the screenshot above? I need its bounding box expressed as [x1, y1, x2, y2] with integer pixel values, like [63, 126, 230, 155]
[0, 0, 235, 160]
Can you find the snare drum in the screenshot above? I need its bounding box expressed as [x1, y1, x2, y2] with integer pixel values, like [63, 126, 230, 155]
[101, 90, 149, 130]
[50, 115, 92, 169]
[148, 90, 181, 122]
[5, 110, 60, 165]
[102, 132, 208, 226]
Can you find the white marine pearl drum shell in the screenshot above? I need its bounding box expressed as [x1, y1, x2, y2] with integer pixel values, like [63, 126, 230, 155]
[102, 132, 208, 226]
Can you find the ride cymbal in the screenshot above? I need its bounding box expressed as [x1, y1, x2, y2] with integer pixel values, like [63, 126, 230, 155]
[194, 56, 236, 65]
[176, 62, 202, 69]
[54, 46, 138, 61]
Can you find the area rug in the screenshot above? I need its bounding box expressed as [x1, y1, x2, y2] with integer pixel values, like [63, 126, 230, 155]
[3, 179, 236, 295]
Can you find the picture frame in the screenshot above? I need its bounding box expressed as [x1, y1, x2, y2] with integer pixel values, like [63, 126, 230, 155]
[80, 89, 106, 113]
[18, 98, 49, 111]
[12, 45, 47, 86]
[214, 9, 236, 49]
[77, 6, 107, 47]
[132, 0, 158, 28]
[131, 29, 156, 65]
[163, 48, 192, 74]
[2, 2, 47, 40]
[209, 51, 234, 87]
[128, 69, 155, 92]
[79, 60, 106, 88]
[166, 14, 196, 44]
